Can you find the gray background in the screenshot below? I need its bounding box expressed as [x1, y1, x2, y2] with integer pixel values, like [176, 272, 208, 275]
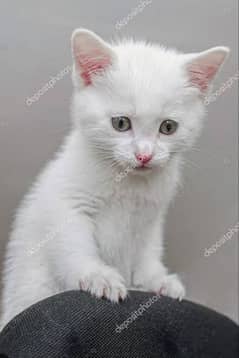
[0, 0, 238, 321]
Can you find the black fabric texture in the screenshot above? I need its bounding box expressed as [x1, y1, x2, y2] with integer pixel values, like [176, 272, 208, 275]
[0, 290, 238, 358]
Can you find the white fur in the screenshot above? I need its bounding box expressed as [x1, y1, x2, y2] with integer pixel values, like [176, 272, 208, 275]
[0, 29, 229, 329]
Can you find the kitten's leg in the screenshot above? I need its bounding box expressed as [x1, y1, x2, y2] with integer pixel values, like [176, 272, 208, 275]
[132, 225, 185, 300]
[53, 214, 127, 302]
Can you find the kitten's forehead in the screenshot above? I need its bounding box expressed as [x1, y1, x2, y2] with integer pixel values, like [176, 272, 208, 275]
[113, 41, 185, 82]
[108, 41, 189, 111]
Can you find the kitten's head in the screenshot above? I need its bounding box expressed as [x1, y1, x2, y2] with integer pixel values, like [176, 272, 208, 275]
[71, 29, 229, 174]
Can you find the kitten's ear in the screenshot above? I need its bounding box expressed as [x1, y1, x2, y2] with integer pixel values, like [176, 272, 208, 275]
[71, 29, 115, 86]
[185, 47, 230, 93]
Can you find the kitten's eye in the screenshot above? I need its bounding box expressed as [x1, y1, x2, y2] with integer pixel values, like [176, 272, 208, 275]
[159, 120, 178, 135]
[112, 116, 131, 132]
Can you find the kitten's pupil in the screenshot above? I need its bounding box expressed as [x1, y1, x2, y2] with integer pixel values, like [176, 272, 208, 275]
[119, 119, 124, 129]
[166, 123, 172, 132]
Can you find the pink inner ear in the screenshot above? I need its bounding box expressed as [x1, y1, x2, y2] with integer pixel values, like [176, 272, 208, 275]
[188, 63, 219, 92]
[77, 51, 111, 86]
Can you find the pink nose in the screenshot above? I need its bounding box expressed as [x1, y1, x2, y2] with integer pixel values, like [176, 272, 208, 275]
[136, 153, 153, 165]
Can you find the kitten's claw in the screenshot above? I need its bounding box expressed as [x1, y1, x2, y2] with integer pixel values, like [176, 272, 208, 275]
[155, 274, 185, 300]
[79, 266, 127, 303]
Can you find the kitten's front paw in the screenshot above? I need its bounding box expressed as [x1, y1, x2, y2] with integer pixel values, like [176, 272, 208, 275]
[79, 266, 127, 303]
[152, 274, 185, 300]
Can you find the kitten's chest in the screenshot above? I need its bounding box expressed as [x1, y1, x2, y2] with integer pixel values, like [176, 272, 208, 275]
[94, 187, 160, 282]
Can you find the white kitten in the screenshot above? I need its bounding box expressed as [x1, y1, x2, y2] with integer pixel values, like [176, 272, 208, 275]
[0, 29, 229, 329]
